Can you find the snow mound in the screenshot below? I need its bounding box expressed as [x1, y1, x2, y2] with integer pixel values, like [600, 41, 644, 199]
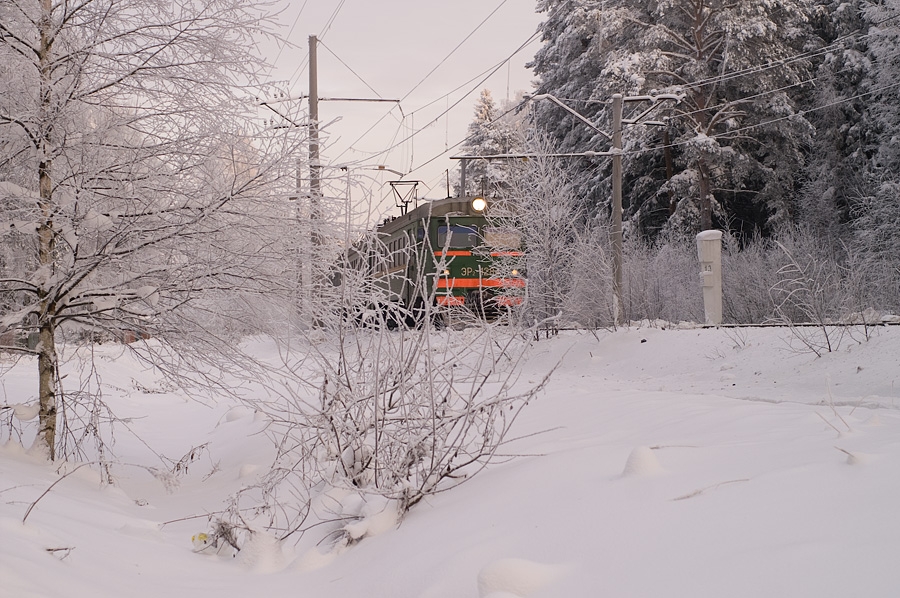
[11, 403, 40, 422]
[836, 447, 870, 466]
[477, 558, 569, 598]
[622, 446, 663, 477]
[292, 545, 340, 572]
[343, 496, 399, 541]
[238, 464, 260, 479]
[224, 406, 254, 422]
[236, 531, 286, 573]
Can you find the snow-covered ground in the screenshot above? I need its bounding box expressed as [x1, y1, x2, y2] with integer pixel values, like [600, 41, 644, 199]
[2, 324, 900, 597]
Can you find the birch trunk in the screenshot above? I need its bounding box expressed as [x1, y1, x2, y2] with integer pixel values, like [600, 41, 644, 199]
[35, 0, 58, 459]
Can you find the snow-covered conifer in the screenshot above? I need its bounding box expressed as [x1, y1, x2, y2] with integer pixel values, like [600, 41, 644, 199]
[531, 0, 816, 239]
[457, 89, 521, 197]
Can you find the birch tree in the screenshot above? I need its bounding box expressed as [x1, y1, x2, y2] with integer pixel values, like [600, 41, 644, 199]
[0, 0, 299, 460]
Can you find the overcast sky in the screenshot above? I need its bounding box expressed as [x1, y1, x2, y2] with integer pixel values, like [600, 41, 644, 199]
[261, 1, 543, 216]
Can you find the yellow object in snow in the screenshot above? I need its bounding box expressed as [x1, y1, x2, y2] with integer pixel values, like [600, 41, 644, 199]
[191, 532, 209, 548]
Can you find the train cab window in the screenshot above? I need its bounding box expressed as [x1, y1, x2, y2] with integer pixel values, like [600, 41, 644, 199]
[483, 227, 521, 249]
[437, 225, 479, 248]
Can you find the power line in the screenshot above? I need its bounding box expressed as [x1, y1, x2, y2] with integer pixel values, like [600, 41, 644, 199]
[407, 95, 530, 176]
[659, 75, 821, 129]
[329, 51, 536, 170]
[285, 0, 348, 91]
[327, 0, 529, 166]
[409, 74, 900, 181]
[649, 10, 900, 97]
[399, 0, 510, 104]
[630, 79, 900, 158]
[545, 10, 900, 109]
[319, 0, 348, 39]
[317, 39, 384, 100]
[335, 22, 546, 170]
[273, 0, 309, 66]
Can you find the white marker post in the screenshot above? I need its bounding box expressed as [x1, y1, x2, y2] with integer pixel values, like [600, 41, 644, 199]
[696, 230, 723, 326]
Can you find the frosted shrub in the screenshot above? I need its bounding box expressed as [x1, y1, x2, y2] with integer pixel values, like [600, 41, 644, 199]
[220, 227, 552, 551]
[721, 234, 783, 324]
[623, 236, 703, 324]
[562, 225, 616, 329]
[224, 323, 550, 551]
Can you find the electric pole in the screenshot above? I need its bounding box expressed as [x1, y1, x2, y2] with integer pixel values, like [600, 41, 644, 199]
[451, 92, 680, 329]
[309, 35, 321, 246]
[611, 94, 625, 326]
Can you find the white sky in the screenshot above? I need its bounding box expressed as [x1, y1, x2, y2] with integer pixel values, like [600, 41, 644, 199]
[261, 0, 543, 217]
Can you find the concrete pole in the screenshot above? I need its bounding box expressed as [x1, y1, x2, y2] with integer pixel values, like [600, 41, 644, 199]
[611, 94, 625, 326]
[309, 35, 321, 246]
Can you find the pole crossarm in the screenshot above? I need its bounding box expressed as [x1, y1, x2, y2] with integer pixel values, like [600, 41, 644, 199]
[622, 94, 684, 125]
[457, 91, 680, 326]
[622, 93, 684, 103]
[526, 93, 613, 141]
[316, 97, 400, 103]
[450, 151, 617, 160]
[259, 101, 302, 128]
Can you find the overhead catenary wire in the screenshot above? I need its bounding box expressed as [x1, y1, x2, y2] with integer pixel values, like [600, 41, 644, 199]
[328, 0, 530, 167]
[336, 24, 546, 171]
[291, 0, 573, 186]
[317, 39, 384, 100]
[650, 74, 827, 131]
[284, 0, 348, 90]
[463, 9, 900, 157]
[673, 12, 900, 95]
[406, 64, 900, 182]
[328, 49, 538, 174]
[315, 39, 404, 128]
[544, 10, 900, 109]
[319, 0, 348, 39]
[398, 0, 510, 104]
[272, 0, 310, 67]
[406, 95, 530, 177]
[635, 78, 900, 159]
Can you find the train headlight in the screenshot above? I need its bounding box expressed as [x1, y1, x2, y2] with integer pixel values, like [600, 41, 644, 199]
[511, 269, 519, 276]
[472, 197, 487, 212]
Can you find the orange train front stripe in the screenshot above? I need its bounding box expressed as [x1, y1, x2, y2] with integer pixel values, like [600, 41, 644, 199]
[433, 250, 472, 257]
[436, 295, 467, 306]
[436, 278, 526, 289]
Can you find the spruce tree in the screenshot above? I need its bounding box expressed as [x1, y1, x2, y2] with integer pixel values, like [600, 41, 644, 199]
[531, 0, 816, 240]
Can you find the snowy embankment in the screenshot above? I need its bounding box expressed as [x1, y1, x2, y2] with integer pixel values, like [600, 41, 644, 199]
[2, 324, 900, 597]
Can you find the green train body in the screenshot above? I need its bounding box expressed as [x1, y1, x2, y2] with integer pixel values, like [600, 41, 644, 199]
[344, 196, 525, 320]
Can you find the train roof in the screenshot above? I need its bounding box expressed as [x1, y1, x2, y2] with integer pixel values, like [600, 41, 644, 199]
[376, 196, 486, 236]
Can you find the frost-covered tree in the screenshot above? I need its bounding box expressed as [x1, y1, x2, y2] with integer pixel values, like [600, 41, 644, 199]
[848, 1, 900, 301]
[457, 89, 523, 197]
[487, 133, 612, 331]
[861, 1, 900, 171]
[0, 0, 299, 460]
[797, 1, 873, 242]
[531, 0, 815, 239]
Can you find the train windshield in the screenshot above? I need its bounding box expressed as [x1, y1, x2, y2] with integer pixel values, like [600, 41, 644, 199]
[437, 225, 479, 248]
[483, 227, 521, 249]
